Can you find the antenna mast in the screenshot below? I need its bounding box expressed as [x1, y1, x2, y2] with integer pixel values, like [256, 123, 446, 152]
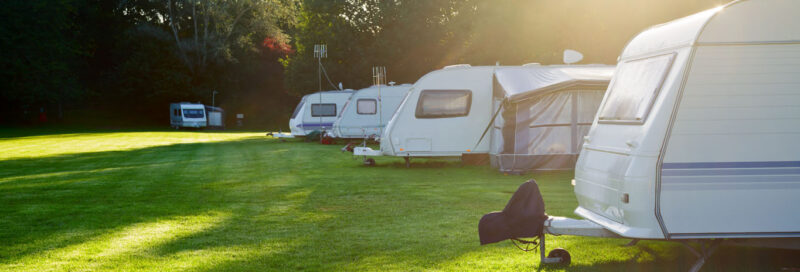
[372, 66, 387, 136]
[314, 44, 328, 141]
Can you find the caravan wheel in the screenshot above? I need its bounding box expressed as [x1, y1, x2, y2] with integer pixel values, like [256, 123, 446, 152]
[547, 248, 571, 265]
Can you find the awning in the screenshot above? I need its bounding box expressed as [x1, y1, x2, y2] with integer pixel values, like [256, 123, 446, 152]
[494, 65, 614, 103]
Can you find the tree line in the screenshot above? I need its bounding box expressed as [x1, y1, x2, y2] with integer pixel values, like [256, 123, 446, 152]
[0, 0, 725, 129]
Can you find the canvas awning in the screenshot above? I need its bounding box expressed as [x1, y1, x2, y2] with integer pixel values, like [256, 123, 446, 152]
[494, 65, 614, 103]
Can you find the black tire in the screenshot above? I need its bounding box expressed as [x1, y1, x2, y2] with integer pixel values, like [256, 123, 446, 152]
[547, 248, 571, 265]
[364, 158, 376, 166]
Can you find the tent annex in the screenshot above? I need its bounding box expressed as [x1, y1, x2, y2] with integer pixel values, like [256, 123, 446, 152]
[289, 90, 354, 136]
[331, 84, 412, 139]
[490, 64, 614, 173]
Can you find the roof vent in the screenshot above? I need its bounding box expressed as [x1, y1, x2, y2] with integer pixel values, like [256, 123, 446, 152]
[443, 64, 471, 70]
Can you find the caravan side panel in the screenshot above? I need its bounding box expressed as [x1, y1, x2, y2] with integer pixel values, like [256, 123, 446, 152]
[661, 44, 800, 238]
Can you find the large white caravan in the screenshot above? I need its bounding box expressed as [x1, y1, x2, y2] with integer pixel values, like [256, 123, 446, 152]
[170, 102, 207, 129]
[505, 1, 800, 270]
[490, 65, 613, 173]
[331, 84, 412, 139]
[288, 90, 354, 137]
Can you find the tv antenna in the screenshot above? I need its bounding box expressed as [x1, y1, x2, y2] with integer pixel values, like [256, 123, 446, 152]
[314, 44, 328, 141]
[314, 44, 327, 92]
[372, 66, 387, 136]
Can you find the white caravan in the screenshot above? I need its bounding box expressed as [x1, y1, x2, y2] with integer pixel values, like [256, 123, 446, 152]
[288, 90, 354, 137]
[490, 65, 614, 173]
[170, 102, 207, 129]
[517, 1, 800, 271]
[331, 84, 413, 139]
[355, 65, 499, 165]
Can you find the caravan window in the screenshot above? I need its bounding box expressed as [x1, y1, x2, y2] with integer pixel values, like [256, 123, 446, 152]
[311, 103, 337, 117]
[415, 90, 472, 118]
[182, 109, 205, 118]
[598, 53, 674, 124]
[357, 99, 377, 115]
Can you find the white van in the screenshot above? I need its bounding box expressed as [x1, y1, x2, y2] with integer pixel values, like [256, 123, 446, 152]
[331, 84, 412, 139]
[170, 102, 207, 129]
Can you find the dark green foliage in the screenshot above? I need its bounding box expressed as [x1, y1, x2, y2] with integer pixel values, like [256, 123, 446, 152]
[0, 0, 298, 129]
[0, 0, 83, 122]
[0, 0, 730, 128]
[282, 0, 729, 95]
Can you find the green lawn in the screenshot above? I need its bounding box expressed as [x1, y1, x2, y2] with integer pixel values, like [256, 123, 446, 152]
[0, 130, 796, 271]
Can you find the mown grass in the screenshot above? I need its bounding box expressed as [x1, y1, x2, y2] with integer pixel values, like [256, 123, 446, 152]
[0, 129, 797, 271]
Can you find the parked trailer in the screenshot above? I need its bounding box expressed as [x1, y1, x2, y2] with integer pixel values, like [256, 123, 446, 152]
[286, 90, 354, 137]
[170, 102, 207, 129]
[205, 106, 224, 129]
[486, 1, 800, 271]
[355, 65, 498, 165]
[331, 84, 412, 139]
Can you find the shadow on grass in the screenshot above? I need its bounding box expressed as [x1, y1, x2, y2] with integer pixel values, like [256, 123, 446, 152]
[0, 137, 290, 261]
[1, 137, 797, 271]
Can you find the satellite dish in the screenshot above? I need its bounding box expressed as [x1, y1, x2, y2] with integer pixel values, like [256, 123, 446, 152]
[563, 49, 584, 64]
[338, 82, 343, 90]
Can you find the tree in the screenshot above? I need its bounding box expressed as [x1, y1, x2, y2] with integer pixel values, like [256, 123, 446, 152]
[282, 0, 477, 95]
[0, 0, 84, 122]
[160, 0, 296, 75]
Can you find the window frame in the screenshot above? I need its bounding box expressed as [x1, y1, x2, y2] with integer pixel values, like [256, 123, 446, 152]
[182, 108, 205, 118]
[310, 103, 337, 117]
[414, 89, 473, 119]
[597, 52, 676, 125]
[356, 98, 378, 115]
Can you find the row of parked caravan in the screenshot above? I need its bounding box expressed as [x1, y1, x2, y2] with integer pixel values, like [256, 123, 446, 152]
[284, 63, 615, 172]
[279, 1, 800, 269]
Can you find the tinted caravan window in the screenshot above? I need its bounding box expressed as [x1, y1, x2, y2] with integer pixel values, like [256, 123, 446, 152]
[291, 101, 305, 118]
[598, 53, 674, 124]
[415, 90, 472, 118]
[357, 99, 377, 115]
[311, 103, 337, 117]
[183, 109, 205, 118]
